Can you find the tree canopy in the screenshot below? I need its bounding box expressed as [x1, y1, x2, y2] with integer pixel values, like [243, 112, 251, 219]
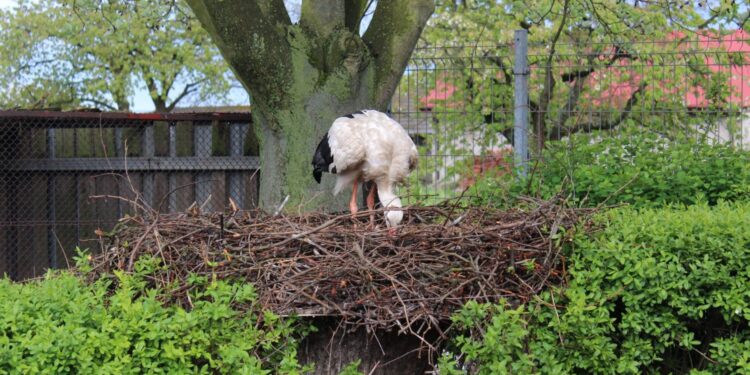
[413, 0, 746, 167]
[0, 0, 241, 112]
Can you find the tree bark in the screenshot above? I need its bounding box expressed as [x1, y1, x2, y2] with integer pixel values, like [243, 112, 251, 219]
[187, 0, 434, 211]
[253, 74, 374, 211]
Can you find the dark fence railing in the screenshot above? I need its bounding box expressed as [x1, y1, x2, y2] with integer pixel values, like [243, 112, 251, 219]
[0, 111, 258, 280]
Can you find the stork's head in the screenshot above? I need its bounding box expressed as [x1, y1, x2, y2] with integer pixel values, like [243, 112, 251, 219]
[385, 208, 403, 229]
[383, 196, 403, 236]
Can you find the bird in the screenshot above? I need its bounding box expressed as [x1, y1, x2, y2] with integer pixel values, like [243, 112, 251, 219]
[311, 109, 418, 236]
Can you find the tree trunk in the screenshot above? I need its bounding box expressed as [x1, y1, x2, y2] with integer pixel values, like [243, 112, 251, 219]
[185, 2, 436, 370]
[115, 96, 130, 112]
[254, 99, 372, 212]
[298, 318, 436, 375]
[186, 0, 433, 212]
[251, 27, 377, 210]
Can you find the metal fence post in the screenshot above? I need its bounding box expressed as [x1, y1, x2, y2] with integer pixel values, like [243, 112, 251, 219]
[513, 29, 530, 178]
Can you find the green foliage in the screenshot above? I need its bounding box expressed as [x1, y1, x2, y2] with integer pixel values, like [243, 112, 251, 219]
[338, 360, 364, 375]
[0, 0, 240, 111]
[0, 260, 309, 374]
[442, 202, 750, 373]
[472, 134, 750, 208]
[409, 1, 744, 190]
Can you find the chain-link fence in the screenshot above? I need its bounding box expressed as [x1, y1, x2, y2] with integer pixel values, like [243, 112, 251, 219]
[391, 42, 516, 203]
[3, 30, 750, 279]
[0, 111, 258, 280]
[392, 30, 750, 202]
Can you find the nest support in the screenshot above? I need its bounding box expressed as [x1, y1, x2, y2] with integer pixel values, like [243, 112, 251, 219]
[88, 197, 593, 370]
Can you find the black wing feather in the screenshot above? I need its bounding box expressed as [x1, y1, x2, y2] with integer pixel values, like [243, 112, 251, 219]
[311, 132, 335, 183]
[342, 110, 365, 119]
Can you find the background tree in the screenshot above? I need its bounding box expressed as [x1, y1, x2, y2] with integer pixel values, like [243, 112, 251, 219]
[415, 0, 744, 168]
[185, 0, 435, 211]
[0, 0, 241, 112]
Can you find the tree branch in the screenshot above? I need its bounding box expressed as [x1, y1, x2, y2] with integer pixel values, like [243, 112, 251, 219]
[344, 0, 367, 32]
[535, 0, 571, 152]
[549, 82, 647, 140]
[552, 73, 586, 137]
[166, 79, 207, 112]
[354, 0, 375, 34]
[301, 0, 345, 37]
[145, 76, 170, 112]
[482, 51, 512, 85]
[736, 11, 750, 30]
[362, 0, 435, 109]
[186, 0, 292, 108]
[80, 97, 119, 111]
[554, 45, 632, 130]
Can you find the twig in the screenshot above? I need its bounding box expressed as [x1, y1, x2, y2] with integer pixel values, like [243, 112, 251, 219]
[274, 195, 290, 216]
[85, 196, 596, 367]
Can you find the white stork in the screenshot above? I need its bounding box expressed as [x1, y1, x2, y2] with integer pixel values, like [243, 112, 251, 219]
[312, 109, 418, 235]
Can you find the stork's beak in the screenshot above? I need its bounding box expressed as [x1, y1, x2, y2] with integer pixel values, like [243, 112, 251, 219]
[313, 170, 322, 183]
[387, 227, 397, 237]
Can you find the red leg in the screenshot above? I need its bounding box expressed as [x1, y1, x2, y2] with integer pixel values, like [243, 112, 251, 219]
[349, 176, 359, 217]
[366, 183, 377, 229]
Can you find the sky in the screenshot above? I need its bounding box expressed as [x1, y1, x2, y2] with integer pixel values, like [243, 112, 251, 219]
[0, 0, 736, 112]
[0, 0, 172, 111]
[0, 0, 375, 112]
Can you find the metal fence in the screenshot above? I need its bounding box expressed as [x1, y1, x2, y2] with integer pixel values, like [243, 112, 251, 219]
[391, 30, 750, 202]
[3, 30, 750, 279]
[0, 111, 258, 280]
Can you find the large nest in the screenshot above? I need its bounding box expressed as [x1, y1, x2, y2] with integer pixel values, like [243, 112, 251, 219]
[88, 197, 593, 344]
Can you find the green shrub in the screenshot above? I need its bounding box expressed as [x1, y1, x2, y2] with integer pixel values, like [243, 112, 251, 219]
[441, 202, 750, 373]
[472, 134, 750, 208]
[0, 261, 309, 374]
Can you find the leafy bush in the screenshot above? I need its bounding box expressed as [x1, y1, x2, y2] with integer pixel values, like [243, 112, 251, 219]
[472, 134, 750, 208]
[441, 202, 750, 373]
[0, 259, 309, 374]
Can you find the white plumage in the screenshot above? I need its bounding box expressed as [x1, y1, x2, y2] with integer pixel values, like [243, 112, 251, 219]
[312, 109, 418, 234]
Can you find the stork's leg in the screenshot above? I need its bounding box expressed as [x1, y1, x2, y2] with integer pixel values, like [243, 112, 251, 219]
[349, 176, 359, 218]
[366, 182, 377, 229]
[388, 227, 398, 237]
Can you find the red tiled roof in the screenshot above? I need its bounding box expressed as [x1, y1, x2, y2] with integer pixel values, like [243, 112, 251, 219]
[590, 29, 750, 109]
[419, 80, 458, 109]
[419, 30, 750, 111]
[684, 29, 750, 107]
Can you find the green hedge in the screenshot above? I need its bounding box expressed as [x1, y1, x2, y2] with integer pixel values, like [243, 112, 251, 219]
[441, 202, 750, 374]
[0, 262, 309, 374]
[472, 135, 750, 208]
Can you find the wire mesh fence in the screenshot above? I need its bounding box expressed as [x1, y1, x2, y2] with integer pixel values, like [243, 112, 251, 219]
[392, 42, 517, 204]
[393, 30, 750, 203]
[2, 30, 750, 279]
[0, 111, 258, 280]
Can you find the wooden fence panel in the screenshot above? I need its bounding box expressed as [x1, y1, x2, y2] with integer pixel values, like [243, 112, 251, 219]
[15, 175, 49, 280]
[0, 177, 6, 275]
[0, 116, 258, 280]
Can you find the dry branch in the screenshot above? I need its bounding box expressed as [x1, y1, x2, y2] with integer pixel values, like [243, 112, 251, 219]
[88, 197, 594, 342]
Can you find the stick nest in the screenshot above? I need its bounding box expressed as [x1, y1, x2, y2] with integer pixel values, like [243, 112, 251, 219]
[88, 197, 593, 341]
